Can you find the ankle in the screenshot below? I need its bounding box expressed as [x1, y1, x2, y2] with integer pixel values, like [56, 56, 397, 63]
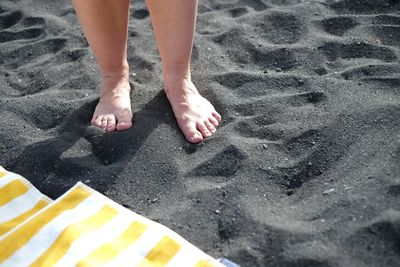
[100, 74, 131, 97]
[163, 63, 193, 93]
[163, 61, 191, 81]
[163, 78, 199, 100]
[101, 62, 130, 81]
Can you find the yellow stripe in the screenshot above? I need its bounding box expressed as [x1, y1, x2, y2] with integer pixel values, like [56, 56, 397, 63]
[30, 204, 118, 267]
[0, 199, 49, 237]
[195, 259, 218, 267]
[0, 166, 6, 177]
[0, 179, 29, 207]
[136, 236, 181, 267]
[0, 186, 91, 263]
[77, 221, 148, 267]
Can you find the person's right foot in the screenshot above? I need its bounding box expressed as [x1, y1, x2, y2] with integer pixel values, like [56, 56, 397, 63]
[91, 70, 133, 132]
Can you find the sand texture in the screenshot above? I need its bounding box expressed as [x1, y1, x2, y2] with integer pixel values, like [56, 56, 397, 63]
[1, 0, 400, 266]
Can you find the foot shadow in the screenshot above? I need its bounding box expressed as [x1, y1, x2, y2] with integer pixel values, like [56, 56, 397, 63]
[9, 90, 179, 198]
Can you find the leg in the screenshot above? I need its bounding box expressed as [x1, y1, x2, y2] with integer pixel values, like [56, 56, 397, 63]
[72, 0, 132, 132]
[146, 0, 222, 143]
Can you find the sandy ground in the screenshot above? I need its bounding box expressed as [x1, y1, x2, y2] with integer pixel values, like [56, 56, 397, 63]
[1, 0, 400, 266]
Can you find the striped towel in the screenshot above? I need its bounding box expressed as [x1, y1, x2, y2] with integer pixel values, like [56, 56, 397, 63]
[0, 168, 238, 267]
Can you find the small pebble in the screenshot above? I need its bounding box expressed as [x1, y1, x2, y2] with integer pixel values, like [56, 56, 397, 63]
[322, 188, 335, 195]
[263, 144, 267, 149]
[150, 198, 158, 203]
[287, 188, 295, 196]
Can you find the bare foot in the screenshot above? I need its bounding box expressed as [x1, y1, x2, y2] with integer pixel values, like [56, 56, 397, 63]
[164, 71, 221, 143]
[91, 69, 132, 132]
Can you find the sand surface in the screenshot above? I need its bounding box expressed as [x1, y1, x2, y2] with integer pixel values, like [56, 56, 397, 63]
[1, 0, 400, 266]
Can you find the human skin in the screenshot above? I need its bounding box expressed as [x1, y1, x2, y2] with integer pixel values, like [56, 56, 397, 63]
[72, 0, 221, 143]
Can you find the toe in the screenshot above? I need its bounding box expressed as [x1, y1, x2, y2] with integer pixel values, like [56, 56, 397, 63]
[212, 111, 222, 123]
[92, 116, 103, 128]
[116, 110, 132, 131]
[204, 120, 216, 133]
[208, 116, 219, 128]
[178, 120, 203, 143]
[100, 117, 108, 130]
[197, 121, 212, 138]
[106, 116, 116, 132]
[188, 131, 203, 143]
[116, 122, 132, 131]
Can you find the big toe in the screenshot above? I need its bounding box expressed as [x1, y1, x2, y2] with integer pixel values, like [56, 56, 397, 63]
[180, 122, 203, 143]
[116, 121, 132, 131]
[116, 110, 133, 131]
[187, 131, 204, 143]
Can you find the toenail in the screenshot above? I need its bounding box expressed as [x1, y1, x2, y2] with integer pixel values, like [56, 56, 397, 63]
[191, 133, 201, 139]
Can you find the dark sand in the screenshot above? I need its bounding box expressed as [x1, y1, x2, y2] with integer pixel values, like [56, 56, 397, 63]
[1, 0, 400, 266]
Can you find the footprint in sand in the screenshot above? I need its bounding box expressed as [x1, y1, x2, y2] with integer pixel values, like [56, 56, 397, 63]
[0, 9, 45, 43]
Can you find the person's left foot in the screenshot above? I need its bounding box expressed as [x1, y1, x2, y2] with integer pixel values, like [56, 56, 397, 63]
[164, 73, 221, 143]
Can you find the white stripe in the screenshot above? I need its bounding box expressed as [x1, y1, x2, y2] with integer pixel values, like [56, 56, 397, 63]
[1, 194, 104, 267]
[103, 225, 165, 267]
[0, 186, 44, 223]
[54, 212, 135, 267]
[0, 173, 22, 187]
